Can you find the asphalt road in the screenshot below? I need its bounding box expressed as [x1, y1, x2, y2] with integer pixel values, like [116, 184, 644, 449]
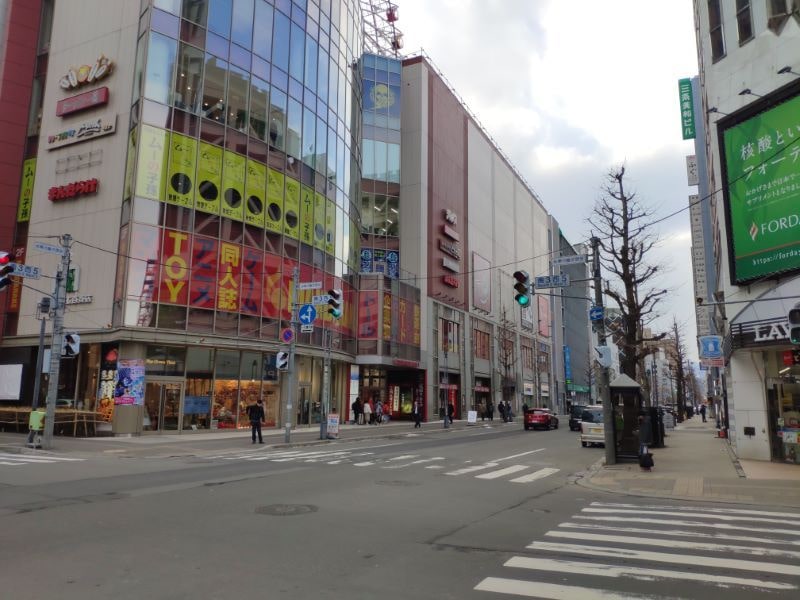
[1, 422, 797, 599]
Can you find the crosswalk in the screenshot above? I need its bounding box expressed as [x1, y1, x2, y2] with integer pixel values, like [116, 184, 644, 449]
[0, 451, 85, 467]
[474, 501, 800, 598]
[204, 447, 559, 485]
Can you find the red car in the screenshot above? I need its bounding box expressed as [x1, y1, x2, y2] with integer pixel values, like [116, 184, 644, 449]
[524, 408, 559, 431]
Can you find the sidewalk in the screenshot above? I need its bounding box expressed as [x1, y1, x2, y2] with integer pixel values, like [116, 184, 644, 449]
[579, 416, 800, 508]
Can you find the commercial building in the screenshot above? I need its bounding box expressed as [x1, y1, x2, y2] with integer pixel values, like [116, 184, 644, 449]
[0, 0, 580, 436]
[693, 0, 800, 463]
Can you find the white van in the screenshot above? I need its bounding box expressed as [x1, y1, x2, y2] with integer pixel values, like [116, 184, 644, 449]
[580, 406, 604, 447]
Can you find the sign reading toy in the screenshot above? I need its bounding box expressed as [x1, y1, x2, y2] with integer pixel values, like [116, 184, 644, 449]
[48, 178, 99, 202]
[47, 115, 117, 149]
[56, 87, 109, 117]
[58, 55, 113, 90]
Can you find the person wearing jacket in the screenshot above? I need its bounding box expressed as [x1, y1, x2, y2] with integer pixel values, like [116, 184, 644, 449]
[246, 398, 265, 444]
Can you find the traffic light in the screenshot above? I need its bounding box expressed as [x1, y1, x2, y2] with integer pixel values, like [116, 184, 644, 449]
[327, 288, 342, 319]
[789, 307, 800, 345]
[512, 271, 531, 306]
[276, 351, 289, 371]
[62, 332, 81, 357]
[0, 251, 13, 291]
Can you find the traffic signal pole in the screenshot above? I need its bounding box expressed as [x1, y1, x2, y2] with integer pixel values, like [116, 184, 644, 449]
[284, 266, 299, 444]
[43, 234, 71, 450]
[591, 236, 615, 466]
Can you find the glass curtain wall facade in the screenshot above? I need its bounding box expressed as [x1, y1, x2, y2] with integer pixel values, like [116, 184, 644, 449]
[120, 0, 363, 346]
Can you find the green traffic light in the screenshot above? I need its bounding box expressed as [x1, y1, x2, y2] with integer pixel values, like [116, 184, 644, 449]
[791, 327, 800, 345]
[515, 294, 530, 306]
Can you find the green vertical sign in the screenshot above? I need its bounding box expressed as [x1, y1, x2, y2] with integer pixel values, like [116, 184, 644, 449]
[678, 78, 695, 140]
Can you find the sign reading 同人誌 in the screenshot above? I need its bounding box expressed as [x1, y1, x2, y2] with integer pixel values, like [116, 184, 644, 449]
[722, 92, 800, 284]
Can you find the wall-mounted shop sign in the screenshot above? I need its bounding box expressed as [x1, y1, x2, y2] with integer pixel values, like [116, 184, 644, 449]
[48, 178, 99, 201]
[523, 382, 535, 395]
[442, 224, 460, 241]
[58, 55, 113, 90]
[730, 316, 792, 349]
[442, 275, 460, 288]
[66, 295, 93, 305]
[47, 116, 116, 149]
[438, 239, 461, 260]
[441, 257, 459, 272]
[443, 208, 457, 226]
[56, 86, 109, 117]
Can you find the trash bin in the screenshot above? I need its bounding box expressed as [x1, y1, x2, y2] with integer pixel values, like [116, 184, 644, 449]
[648, 406, 664, 448]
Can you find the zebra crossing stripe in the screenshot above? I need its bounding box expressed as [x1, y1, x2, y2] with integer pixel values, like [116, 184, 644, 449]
[509, 467, 559, 483]
[526, 541, 800, 576]
[475, 465, 529, 479]
[544, 530, 800, 560]
[503, 556, 796, 591]
[383, 457, 445, 469]
[591, 502, 800, 519]
[353, 461, 375, 466]
[444, 462, 499, 476]
[573, 515, 792, 535]
[0, 452, 83, 462]
[582, 507, 798, 526]
[386, 454, 418, 461]
[475, 577, 671, 599]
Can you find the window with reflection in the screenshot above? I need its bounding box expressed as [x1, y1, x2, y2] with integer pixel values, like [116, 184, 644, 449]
[269, 88, 287, 150]
[286, 97, 302, 158]
[289, 23, 304, 81]
[213, 349, 239, 428]
[238, 350, 261, 427]
[302, 107, 315, 168]
[253, 0, 273, 59]
[174, 42, 204, 113]
[201, 54, 228, 122]
[231, 0, 254, 49]
[227, 64, 250, 131]
[272, 10, 290, 71]
[208, 0, 232, 37]
[145, 32, 177, 105]
[184, 346, 213, 429]
[124, 224, 161, 327]
[249, 76, 269, 141]
[182, 0, 208, 25]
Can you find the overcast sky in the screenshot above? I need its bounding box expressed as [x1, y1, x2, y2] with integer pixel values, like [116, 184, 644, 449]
[394, 0, 701, 360]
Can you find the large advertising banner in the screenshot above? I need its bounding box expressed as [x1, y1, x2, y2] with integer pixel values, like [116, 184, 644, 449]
[358, 291, 379, 338]
[221, 150, 245, 222]
[398, 298, 409, 344]
[116, 359, 145, 405]
[722, 92, 800, 283]
[261, 253, 282, 318]
[158, 229, 190, 305]
[189, 236, 218, 308]
[135, 125, 168, 201]
[300, 184, 315, 245]
[244, 159, 266, 227]
[314, 191, 326, 250]
[216, 242, 241, 312]
[383, 293, 392, 340]
[325, 197, 336, 255]
[196, 142, 222, 214]
[472, 252, 492, 312]
[538, 295, 551, 338]
[240, 246, 263, 315]
[266, 168, 284, 234]
[413, 303, 421, 346]
[284, 177, 300, 239]
[167, 132, 196, 208]
[17, 158, 36, 222]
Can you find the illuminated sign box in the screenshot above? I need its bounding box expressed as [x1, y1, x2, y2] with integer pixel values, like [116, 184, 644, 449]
[56, 87, 109, 117]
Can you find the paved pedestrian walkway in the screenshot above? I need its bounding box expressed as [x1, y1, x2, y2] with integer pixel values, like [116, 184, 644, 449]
[579, 415, 800, 508]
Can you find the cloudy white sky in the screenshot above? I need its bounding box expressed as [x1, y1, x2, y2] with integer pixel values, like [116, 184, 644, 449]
[394, 0, 701, 359]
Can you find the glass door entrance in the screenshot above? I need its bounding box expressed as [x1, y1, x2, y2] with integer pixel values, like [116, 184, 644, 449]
[144, 381, 183, 432]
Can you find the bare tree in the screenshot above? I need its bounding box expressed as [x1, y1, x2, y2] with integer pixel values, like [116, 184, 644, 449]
[590, 166, 668, 384]
[496, 306, 518, 407]
[669, 318, 689, 421]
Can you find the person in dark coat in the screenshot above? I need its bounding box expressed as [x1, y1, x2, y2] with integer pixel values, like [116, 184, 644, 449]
[246, 398, 265, 444]
[505, 400, 513, 421]
[351, 397, 362, 425]
[412, 400, 423, 428]
[638, 413, 654, 455]
[699, 404, 707, 422]
[447, 403, 455, 424]
[498, 401, 506, 422]
[486, 399, 494, 421]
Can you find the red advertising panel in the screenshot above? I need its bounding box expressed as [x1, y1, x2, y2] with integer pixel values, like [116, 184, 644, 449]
[538, 295, 551, 338]
[280, 259, 297, 320]
[239, 246, 262, 314]
[413, 303, 421, 346]
[358, 291, 379, 338]
[56, 86, 110, 117]
[6, 246, 26, 313]
[189, 236, 218, 308]
[216, 242, 242, 312]
[262, 253, 282, 318]
[158, 229, 190, 305]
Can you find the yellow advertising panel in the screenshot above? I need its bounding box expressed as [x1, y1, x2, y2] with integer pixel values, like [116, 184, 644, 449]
[135, 125, 168, 201]
[17, 158, 36, 222]
[266, 167, 284, 234]
[221, 150, 245, 222]
[245, 159, 266, 228]
[123, 128, 136, 201]
[284, 176, 300, 239]
[299, 184, 314, 245]
[166, 132, 196, 208]
[324, 198, 336, 255]
[195, 142, 222, 215]
[314, 192, 326, 250]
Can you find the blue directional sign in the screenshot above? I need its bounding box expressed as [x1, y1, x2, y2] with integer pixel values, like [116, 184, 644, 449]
[589, 306, 604, 321]
[699, 335, 723, 359]
[299, 304, 317, 324]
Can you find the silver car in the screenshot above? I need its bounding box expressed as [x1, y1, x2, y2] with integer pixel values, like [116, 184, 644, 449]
[580, 406, 604, 447]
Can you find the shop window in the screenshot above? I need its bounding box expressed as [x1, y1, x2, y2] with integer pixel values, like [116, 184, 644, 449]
[145, 32, 178, 105]
[182, 0, 208, 25]
[213, 349, 240, 428]
[146, 345, 187, 376]
[473, 330, 490, 360]
[202, 54, 228, 122]
[174, 42, 204, 113]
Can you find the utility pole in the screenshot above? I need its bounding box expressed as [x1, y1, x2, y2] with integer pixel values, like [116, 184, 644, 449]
[26, 297, 50, 447]
[43, 234, 71, 450]
[319, 328, 331, 439]
[284, 266, 299, 443]
[591, 236, 615, 466]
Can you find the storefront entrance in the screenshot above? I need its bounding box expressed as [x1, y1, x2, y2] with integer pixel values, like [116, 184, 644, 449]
[144, 381, 184, 432]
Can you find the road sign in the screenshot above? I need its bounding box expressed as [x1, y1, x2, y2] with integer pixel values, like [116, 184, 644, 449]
[300, 324, 314, 333]
[699, 335, 723, 359]
[280, 327, 295, 344]
[589, 306, 604, 321]
[534, 274, 570, 288]
[298, 281, 322, 290]
[34, 241, 65, 256]
[700, 357, 725, 368]
[551, 255, 587, 266]
[312, 294, 332, 305]
[298, 304, 317, 324]
[11, 263, 41, 279]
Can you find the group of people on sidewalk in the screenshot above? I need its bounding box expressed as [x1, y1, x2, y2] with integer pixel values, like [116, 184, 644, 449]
[350, 397, 390, 425]
[477, 399, 515, 422]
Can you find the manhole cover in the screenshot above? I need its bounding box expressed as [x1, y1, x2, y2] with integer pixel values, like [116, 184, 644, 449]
[256, 504, 318, 516]
[375, 480, 420, 487]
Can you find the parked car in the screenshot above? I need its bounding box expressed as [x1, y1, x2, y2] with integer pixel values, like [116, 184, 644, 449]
[524, 408, 559, 431]
[580, 406, 605, 447]
[568, 404, 587, 431]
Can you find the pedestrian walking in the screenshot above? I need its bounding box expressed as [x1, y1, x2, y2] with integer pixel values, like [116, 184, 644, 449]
[498, 400, 506, 422]
[638, 413, 654, 470]
[351, 397, 362, 425]
[374, 398, 383, 424]
[363, 398, 373, 425]
[383, 400, 391, 423]
[700, 404, 707, 423]
[486, 399, 494, 421]
[447, 402, 455, 424]
[505, 400, 513, 422]
[246, 398, 265, 444]
[412, 399, 423, 428]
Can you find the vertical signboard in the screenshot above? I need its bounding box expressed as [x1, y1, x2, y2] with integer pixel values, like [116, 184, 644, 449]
[17, 158, 36, 222]
[678, 78, 695, 140]
[196, 142, 222, 214]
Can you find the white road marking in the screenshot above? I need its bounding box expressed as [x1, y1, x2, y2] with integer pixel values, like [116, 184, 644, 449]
[444, 463, 499, 476]
[545, 530, 800, 560]
[582, 507, 798, 526]
[491, 448, 545, 462]
[504, 556, 796, 591]
[326, 460, 343, 464]
[353, 461, 375, 467]
[558, 521, 800, 547]
[475, 465, 529, 479]
[526, 541, 800, 576]
[0, 452, 83, 462]
[510, 467, 559, 483]
[425, 465, 445, 469]
[386, 454, 418, 461]
[573, 515, 792, 535]
[591, 501, 800, 519]
[383, 457, 445, 469]
[475, 577, 670, 599]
